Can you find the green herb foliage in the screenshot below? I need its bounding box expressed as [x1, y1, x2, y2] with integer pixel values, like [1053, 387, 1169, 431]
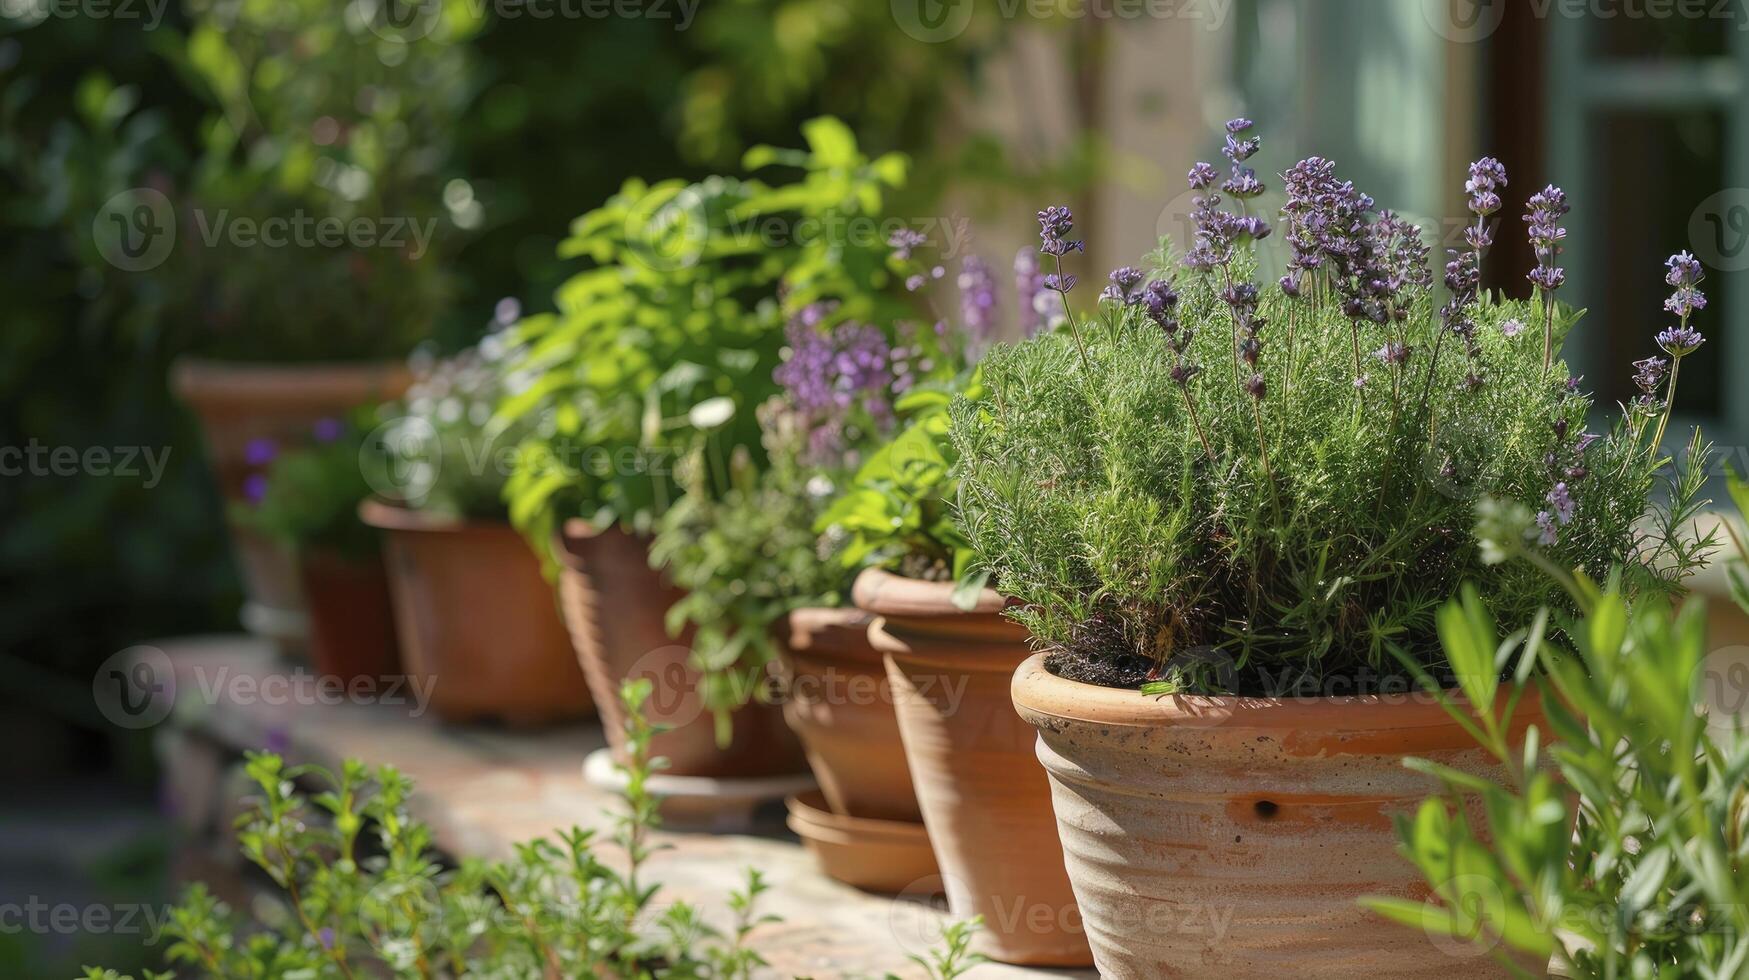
[229, 418, 376, 561]
[1365, 487, 1748, 978]
[499, 118, 910, 553]
[953, 250, 1706, 694]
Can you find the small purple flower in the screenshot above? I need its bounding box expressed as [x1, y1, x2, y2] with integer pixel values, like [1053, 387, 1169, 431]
[1245, 373, 1267, 400]
[1188, 163, 1219, 190]
[1223, 169, 1266, 200]
[1143, 279, 1179, 330]
[1574, 432, 1601, 455]
[1547, 482, 1576, 525]
[1169, 361, 1203, 386]
[1037, 206, 1084, 256]
[312, 417, 344, 444]
[1353, 375, 1369, 390]
[1044, 273, 1077, 293]
[1230, 215, 1272, 240]
[244, 438, 278, 467]
[243, 473, 270, 505]
[1656, 325, 1705, 357]
[1524, 185, 1570, 295]
[1372, 342, 1411, 366]
[1225, 117, 1255, 135]
[1663, 250, 1707, 319]
[957, 255, 999, 342]
[1278, 273, 1301, 299]
[888, 228, 928, 260]
[1014, 247, 1054, 336]
[1535, 511, 1559, 546]
[1632, 356, 1668, 395]
[1101, 266, 1146, 306]
[905, 274, 927, 292]
[1500, 318, 1524, 338]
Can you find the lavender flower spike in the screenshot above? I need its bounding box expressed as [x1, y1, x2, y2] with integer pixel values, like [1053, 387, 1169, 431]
[1656, 326, 1704, 358]
[1037, 206, 1083, 256]
[1101, 266, 1147, 306]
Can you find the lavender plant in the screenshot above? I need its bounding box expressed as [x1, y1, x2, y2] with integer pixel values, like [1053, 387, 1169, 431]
[952, 119, 1713, 694]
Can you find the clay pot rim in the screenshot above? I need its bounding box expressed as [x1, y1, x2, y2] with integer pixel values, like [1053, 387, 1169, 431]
[1012, 653, 1508, 731]
[172, 356, 412, 410]
[359, 499, 510, 534]
[785, 790, 929, 843]
[785, 606, 879, 660]
[851, 567, 1007, 618]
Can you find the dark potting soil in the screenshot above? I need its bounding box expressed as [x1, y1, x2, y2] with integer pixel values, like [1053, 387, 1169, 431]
[1044, 647, 1156, 689]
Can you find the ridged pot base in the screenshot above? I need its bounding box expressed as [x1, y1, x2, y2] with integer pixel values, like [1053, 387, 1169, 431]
[1011, 653, 1546, 979]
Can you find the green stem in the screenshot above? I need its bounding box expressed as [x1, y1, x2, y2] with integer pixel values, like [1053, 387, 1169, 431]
[1648, 355, 1682, 458]
[1052, 252, 1092, 375]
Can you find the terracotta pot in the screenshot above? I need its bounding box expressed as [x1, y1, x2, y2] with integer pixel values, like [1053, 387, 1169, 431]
[555, 519, 805, 778]
[853, 569, 1091, 967]
[779, 607, 920, 822]
[362, 501, 592, 725]
[786, 790, 939, 894]
[297, 548, 401, 684]
[1011, 653, 1547, 978]
[174, 358, 411, 639]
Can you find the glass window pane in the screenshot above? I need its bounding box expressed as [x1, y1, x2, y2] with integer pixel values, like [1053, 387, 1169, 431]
[1588, 5, 1742, 59]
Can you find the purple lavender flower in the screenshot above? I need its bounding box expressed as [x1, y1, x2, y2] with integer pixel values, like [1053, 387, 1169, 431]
[1143, 279, 1179, 331]
[1632, 355, 1668, 396]
[1101, 266, 1147, 306]
[1037, 206, 1083, 256]
[243, 473, 269, 505]
[773, 305, 896, 464]
[1466, 158, 1508, 216]
[1225, 117, 1255, 135]
[1524, 185, 1570, 294]
[1278, 273, 1301, 298]
[888, 228, 928, 260]
[1372, 342, 1411, 366]
[1535, 511, 1558, 546]
[1500, 318, 1525, 338]
[1245, 373, 1267, 400]
[1014, 247, 1053, 336]
[244, 438, 278, 467]
[1044, 273, 1077, 293]
[1547, 482, 1575, 525]
[1656, 325, 1705, 357]
[312, 417, 344, 443]
[1663, 250, 1707, 319]
[957, 255, 999, 341]
[1188, 163, 1219, 190]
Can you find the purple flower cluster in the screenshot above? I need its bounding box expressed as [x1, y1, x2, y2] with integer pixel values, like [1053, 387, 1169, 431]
[1279, 155, 1387, 323]
[1101, 266, 1146, 306]
[887, 228, 928, 261]
[1013, 247, 1060, 336]
[1184, 119, 1272, 274]
[1656, 250, 1707, 357]
[1524, 185, 1569, 293]
[1631, 355, 1668, 414]
[1037, 206, 1084, 258]
[957, 255, 999, 344]
[773, 303, 896, 464]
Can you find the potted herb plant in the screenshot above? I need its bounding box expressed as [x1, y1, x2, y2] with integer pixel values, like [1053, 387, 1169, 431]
[812, 258, 1089, 963]
[1367, 474, 1746, 979]
[501, 118, 913, 777]
[361, 320, 592, 726]
[229, 416, 399, 686]
[966, 120, 1713, 976]
[155, 1, 478, 645]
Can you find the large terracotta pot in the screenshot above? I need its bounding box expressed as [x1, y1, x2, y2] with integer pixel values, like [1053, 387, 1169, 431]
[1011, 653, 1546, 978]
[297, 548, 400, 685]
[362, 501, 591, 725]
[555, 519, 805, 778]
[780, 607, 920, 822]
[174, 358, 410, 643]
[854, 569, 1091, 967]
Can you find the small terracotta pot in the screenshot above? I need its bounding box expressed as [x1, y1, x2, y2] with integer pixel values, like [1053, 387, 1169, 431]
[786, 790, 939, 894]
[1011, 653, 1546, 978]
[362, 501, 592, 725]
[779, 607, 920, 822]
[555, 519, 805, 778]
[174, 358, 410, 639]
[297, 548, 400, 684]
[854, 569, 1091, 967]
